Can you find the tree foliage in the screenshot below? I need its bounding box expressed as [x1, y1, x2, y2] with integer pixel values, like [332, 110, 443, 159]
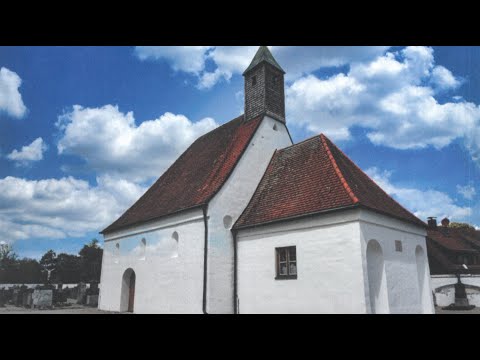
[450, 222, 476, 231]
[0, 239, 103, 284]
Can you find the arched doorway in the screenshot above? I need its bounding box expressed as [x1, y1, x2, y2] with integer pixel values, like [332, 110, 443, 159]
[366, 240, 389, 314]
[120, 268, 136, 313]
[415, 246, 428, 313]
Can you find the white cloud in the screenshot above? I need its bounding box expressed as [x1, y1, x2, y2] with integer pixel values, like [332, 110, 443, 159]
[1, 104, 219, 245]
[0, 67, 27, 118]
[56, 105, 218, 182]
[287, 46, 480, 164]
[0, 175, 146, 243]
[457, 184, 476, 200]
[7, 137, 47, 164]
[366, 167, 472, 222]
[134, 46, 213, 74]
[431, 65, 461, 90]
[134, 46, 389, 89]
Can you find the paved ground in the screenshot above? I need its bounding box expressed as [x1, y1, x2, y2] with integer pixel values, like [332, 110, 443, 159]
[1, 304, 479, 314]
[434, 306, 480, 314]
[0, 304, 114, 314]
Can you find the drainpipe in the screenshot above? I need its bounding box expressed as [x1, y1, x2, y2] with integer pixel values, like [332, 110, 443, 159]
[232, 229, 238, 314]
[202, 206, 209, 314]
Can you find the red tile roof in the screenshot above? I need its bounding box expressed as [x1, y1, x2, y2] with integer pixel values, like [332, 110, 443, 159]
[234, 134, 425, 229]
[102, 115, 263, 234]
[427, 227, 480, 252]
[426, 227, 480, 274]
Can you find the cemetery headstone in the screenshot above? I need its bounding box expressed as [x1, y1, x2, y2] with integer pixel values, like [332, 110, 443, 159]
[77, 282, 87, 304]
[32, 289, 53, 309]
[86, 295, 99, 307]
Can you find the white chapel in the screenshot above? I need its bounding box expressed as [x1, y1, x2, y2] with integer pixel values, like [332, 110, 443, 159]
[98, 47, 435, 314]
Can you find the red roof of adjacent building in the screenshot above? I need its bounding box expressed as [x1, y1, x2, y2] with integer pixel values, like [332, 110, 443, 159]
[102, 115, 263, 234]
[234, 134, 425, 229]
[426, 226, 480, 274]
[427, 227, 480, 252]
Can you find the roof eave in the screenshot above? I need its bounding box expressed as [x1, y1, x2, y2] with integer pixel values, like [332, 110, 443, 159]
[100, 204, 206, 236]
[233, 204, 361, 231]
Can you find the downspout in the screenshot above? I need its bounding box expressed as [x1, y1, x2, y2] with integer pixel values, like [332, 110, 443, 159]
[202, 205, 209, 314]
[232, 229, 238, 314]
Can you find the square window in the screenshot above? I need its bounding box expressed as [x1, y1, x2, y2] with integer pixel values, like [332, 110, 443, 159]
[276, 247, 297, 280]
[395, 240, 402, 252]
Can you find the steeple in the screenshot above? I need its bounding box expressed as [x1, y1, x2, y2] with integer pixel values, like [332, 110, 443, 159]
[243, 46, 286, 123]
[243, 46, 285, 75]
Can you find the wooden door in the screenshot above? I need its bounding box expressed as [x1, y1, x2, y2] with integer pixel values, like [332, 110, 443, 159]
[128, 272, 136, 312]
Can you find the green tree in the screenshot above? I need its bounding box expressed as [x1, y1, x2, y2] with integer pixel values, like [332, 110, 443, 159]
[40, 250, 57, 283]
[0, 242, 18, 283]
[79, 239, 103, 282]
[56, 253, 81, 283]
[15, 258, 43, 283]
[450, 222, 476, 231]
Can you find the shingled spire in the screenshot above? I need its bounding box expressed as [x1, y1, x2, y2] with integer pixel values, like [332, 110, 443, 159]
[243, 46, 286, 123]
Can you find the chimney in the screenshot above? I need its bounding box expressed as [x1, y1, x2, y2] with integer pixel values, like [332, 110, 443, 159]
[427, 217, 437, 229]
[441, 217, 450, 228]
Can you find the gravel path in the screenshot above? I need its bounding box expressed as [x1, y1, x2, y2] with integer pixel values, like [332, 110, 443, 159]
[0, 304, 114, 314]
[1, 305, 479, 314]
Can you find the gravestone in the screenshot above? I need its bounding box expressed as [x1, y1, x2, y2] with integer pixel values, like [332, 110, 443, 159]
[77, 282, 87, 304]
[12, 289, 20, 306]
[86, 295, 99, 307]
[22, 291, 33, 308]
[89, 281, 99, 295]
[32, 289, 53, 309]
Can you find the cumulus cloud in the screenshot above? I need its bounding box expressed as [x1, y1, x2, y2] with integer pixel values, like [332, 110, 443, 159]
[0, 175, 146, 243]
[7, 137, 47, 164]
[0, 67, 27, 118]
[431, 66, 461, 91]
[134, 46, 389, 89]
[366, 167, 472, 222]
[135, 46, 213, 74]
[457, 184, 476, 200]
[287, 46, 480, 164]
[56, 105, 218, 182]
[2, 104, 219, 244]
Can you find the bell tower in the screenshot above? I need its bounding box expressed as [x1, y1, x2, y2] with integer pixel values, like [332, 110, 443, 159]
[243, 46, 286, 123]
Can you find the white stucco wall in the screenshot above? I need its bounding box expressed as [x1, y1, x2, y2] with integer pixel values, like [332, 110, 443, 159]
[236, 208, 433, 314]
[431, 275, 480, 307]
[98, 208, 205, 313]
[359, 210, 434, 314]
[236, 209, 367, 314]
[206, 115, 292, 314]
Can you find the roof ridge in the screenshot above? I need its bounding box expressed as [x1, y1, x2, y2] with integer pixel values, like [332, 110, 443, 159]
[320, 134, 359, 204]
[277, 133, 322, 152]
[320, 133, 424, 226]
[195, 114, 244, 142]
[203, 115, 265, 204]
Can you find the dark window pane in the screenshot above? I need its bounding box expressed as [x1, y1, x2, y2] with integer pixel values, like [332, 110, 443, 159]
[279, 250, 287, 262]
[280, 263, 288, 275]
[289, 248, 296, 261]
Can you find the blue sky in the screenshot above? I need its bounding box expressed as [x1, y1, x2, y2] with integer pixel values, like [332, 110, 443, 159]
[0, 46, 479, 259]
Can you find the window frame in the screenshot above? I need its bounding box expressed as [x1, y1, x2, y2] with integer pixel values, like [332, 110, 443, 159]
[275, 246, 297, 280]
